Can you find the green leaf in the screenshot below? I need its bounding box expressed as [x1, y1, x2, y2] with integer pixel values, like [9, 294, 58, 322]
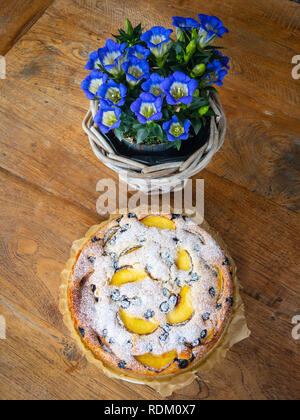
[151, 123, 164, 140]
[114, 128, 124, 141]
[136, 127, 148, 144]
[189, 97, 209, 111]
[192, 119, 202, 135]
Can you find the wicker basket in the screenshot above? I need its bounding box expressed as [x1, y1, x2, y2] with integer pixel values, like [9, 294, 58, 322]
[82, 93, 226, 194]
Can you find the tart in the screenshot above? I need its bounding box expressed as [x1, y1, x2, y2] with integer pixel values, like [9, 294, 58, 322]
[68, 214, 234, 377]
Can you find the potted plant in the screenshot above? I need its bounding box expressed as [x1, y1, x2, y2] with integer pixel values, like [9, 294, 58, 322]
[81, 14, 229, 191]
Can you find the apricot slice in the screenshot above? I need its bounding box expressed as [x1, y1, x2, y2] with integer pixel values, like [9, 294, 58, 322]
[134, 350, 177, 372]
[110, 266, 147, 286]
[141, 216, 176, 230]
[167, 286, 194, 325]
[176, 249, 192, 272]
[202, 329, 215, 345]
[119, 246, 142, 257]
[103, 227, 120, 246]
[119, 309, 159, 335]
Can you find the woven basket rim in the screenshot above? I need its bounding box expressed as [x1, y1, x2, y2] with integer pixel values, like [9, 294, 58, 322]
[82, 93, 226, 193]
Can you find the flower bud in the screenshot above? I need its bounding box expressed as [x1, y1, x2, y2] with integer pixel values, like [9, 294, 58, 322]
[125, 19, 133, 36]
[198, 105, 210, 116]
[191, 63, 206, 78]
[186, 39, 197, 56]
[193, 89, 200, 97]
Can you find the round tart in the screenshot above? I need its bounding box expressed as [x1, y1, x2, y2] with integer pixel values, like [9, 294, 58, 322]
[68, 214, 234, 376]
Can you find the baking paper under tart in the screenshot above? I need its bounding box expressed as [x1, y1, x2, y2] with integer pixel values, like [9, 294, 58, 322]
[59, 214, 250, 397]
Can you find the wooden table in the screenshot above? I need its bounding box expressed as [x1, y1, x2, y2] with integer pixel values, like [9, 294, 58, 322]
[0, 0, 299, 400]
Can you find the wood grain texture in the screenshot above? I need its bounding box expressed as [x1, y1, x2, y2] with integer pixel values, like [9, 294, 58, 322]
[0, 0, 54, 55]
[0, 0, 299, 400]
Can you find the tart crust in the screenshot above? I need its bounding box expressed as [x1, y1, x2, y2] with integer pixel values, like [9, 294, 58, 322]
[67, 214, 234, 377]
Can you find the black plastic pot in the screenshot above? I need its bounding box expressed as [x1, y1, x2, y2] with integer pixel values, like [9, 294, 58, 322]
[102, 119, 210, 166]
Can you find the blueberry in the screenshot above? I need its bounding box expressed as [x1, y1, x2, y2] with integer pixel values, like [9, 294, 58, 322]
[212, 269, 218, 278]
[209, 287, 216, 298]
[108, 337, 115, 344]
[178, 336, 187, 345]
[146, 343, 153, 352]
[127, 213, 137, 219]
[138, 237, 147, 243]
[78, 327, 85, 338]
[109, 237, 116, 246]
[88, 256, 96, 263]
[91, 236, 101, 243]
[194, 244, 201, 252]
[110, 289, 121, 301]
[102, 329, 108, 337]
[200, 330, 207, 340]
[171, 214, 181, 220]
[216, 303, 222, 311]
[121, 224, 130, 232]
[168, 294, 178, 308]
[144, 309, 155, 319]
[95, 297, 99, 303]
[192, 339, 200, 348]
[226, 297, 234, 307]
[116, 216, 123, 223]
[202, 312, 210, 321]
[121, 298, 131, 309]
[182, 216, 190, 222]
[178, 359, 189, 369]
[174, 278, 181, 287]
[159, 332, 169, 342]
[204, 264, 211, 270]
[91, 284, 96, 293]
[162, 287, 169, 297]
[222, 258, 229, 266]
[125, 340, 133, 349]
[159, 301, 170, 313]
[162, 323, 171, 333]
[190, 273, 199, 282]
[173, 237, 179, 243]
[145, 264, 153, 273]
[118, 360, 127, 369]
[162, 253, 173, 267]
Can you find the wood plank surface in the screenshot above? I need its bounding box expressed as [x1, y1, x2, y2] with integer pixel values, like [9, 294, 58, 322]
[0, 0, 54, 55]
[0, 0, 299, 400]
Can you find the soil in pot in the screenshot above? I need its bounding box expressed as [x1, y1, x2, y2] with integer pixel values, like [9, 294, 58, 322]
[101, 119, 210, 166]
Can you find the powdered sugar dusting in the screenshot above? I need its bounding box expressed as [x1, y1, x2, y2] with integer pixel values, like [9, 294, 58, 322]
[73, 215, 227, 365]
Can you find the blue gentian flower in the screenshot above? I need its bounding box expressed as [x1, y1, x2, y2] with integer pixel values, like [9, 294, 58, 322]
[206, 59, 228, 86]
[81, 71, 108, 100]
[130, 93, 163, 124]
[127, 45, 150, 60]
[141, 73, 165, 97]
[213, 50, 230, 69]
[172, 17, 200, 29]
[163, 116, 191, 141]
[122, 57, 150, 85]
[85, 51, 102, 70]
[198, 14, 228, 47]
[97, 80, 127, 106]
[94, 101, 121, 134]
[98, 39, 127, 75]
[161, 71, 198, 105]
[141, 26, 173, 58]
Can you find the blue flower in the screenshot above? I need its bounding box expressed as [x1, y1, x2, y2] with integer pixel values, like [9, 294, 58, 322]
[94, 101, 121, 134]
[98, 39, 127, 75]
[122, 57, 149, 85]
[141, 73, 165, 96]
[141, 26, 173, 58]
[130, 93, 163, 124]
[161, 71, 198, 105]
[97, 80, 127, 106]
[198, 14, 228, 47]
[81, 71, 108, 100]
[85, 51, 102, 70]
[127, 45, 150, 60]
[206, 59, 228, 86]
[172, 17, 200, 29]
[213, 50, 230, 69]
[163, 116, 191, 141]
